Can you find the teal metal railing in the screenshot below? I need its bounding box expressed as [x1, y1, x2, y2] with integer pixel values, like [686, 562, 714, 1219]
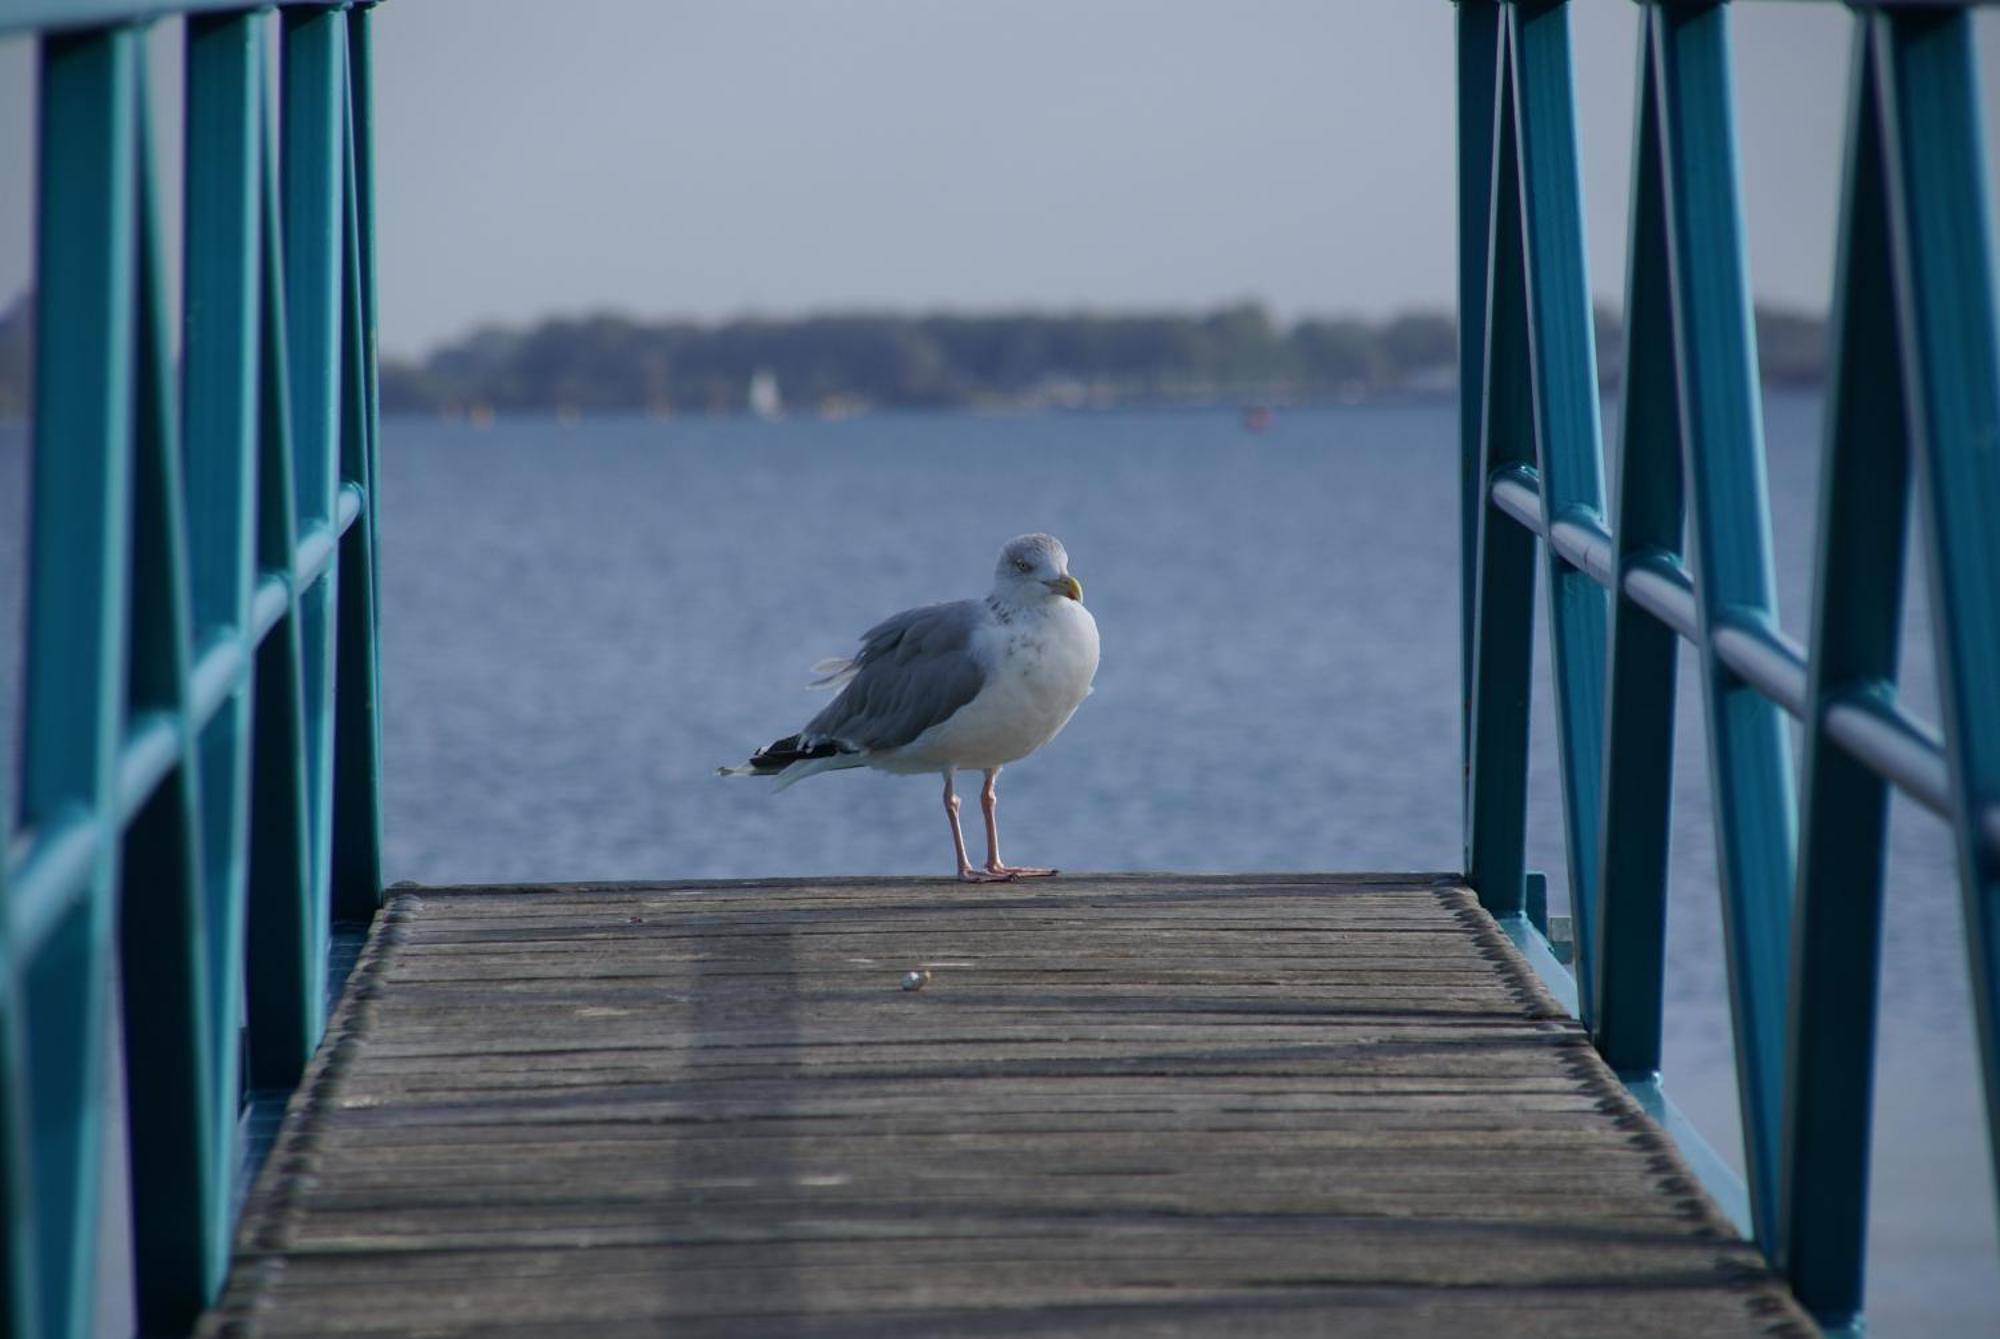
[0, 2, 384, 1334]
[1460, 0, 2000, 1331]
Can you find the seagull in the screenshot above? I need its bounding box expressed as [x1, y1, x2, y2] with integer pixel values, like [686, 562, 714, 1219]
[721, 534, 1100, 882]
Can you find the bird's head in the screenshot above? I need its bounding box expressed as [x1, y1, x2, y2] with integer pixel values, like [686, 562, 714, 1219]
[993, 533, 1082, 606]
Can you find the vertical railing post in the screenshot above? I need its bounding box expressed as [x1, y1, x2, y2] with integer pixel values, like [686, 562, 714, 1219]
[1465, 11, 1537, 921]
[1877, 1, 2000, 1271]
[1653, 0, 1796, 1252]
[332, 2, 386, 921]
[281, 1, 349, 977]
[1591, 6, 1684, 1084]
[246, 37, 321, 1090]
[1465, 0, 1609, 964]
[1458, 0, 1500, 844]
[182, 5, 265, 1259]
[119, 49, 223, 1333]
[1507, 0, 1609, 1018]
[1778, 17, 1908, 1326]
[22, 26, 139, 1339]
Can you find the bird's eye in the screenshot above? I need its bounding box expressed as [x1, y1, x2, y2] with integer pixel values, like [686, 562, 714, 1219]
[1014, 559, 1033, 573]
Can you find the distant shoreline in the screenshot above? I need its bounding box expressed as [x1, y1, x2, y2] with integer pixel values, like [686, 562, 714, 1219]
[374, 388, 1466, 427]
[0, 383, 1841, 433]
[373, 302, 1825, 420]
[0, 294, 1827, 423]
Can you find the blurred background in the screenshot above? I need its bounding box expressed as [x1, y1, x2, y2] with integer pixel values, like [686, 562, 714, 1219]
[3, 1, 2000, 1332]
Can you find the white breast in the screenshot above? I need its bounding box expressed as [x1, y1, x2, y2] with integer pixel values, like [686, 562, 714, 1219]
[891, 601, 1099, 772]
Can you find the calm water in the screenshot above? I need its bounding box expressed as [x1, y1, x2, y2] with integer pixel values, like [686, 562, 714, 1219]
[1, 398, 1995, 1333]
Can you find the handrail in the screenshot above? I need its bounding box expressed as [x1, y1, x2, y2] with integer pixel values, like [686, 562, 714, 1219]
[1460, 2, 2000, 1332]
[0, 4, 385, 1336]
[1486, 438, 1988, 845]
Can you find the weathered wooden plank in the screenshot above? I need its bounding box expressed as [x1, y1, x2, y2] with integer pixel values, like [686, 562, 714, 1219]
[355, 1022, 1556, 1048]
[344, 994, 1546, 1025]
[285, 1125, 1643, 1168]
[322, 1075, 1598, 1108]
[198, 876, 1815, 1338]
[269, 1136, 1707, 1188]
[216, 1237, 1778, 1306]
[196, 1300, 1799, 1339]
[203, 1226, 1780, 1285]
[261, 1194, 1715, 1244]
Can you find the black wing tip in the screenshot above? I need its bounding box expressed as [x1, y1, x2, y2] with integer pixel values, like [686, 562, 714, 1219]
[741, 733, 851, 774]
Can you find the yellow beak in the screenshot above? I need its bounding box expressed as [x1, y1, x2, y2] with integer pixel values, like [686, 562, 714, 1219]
[1050, 573, 1083, 602]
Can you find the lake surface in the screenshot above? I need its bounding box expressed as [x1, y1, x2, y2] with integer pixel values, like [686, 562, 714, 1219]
[1, 397, 1995, 1334]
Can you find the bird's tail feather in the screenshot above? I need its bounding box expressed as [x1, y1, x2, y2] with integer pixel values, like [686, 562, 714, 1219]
[769, 752, 865, 792]
[716, 731, 863, 788]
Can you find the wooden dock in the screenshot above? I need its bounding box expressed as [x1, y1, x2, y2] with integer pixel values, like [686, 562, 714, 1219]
[198, 875, 1817, 1337]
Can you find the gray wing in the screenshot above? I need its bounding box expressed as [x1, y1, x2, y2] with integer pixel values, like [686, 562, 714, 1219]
[804, 600, 987, 752]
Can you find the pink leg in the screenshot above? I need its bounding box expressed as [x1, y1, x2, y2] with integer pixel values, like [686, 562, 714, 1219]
[981, 768, 1056, 878]
[946, 772, 1012, 882]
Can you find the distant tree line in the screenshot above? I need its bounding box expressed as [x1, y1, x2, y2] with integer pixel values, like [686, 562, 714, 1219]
[0, 291, 1829, 420]
[379, 304, 1460, 416]
[382, 302, 1828, 415]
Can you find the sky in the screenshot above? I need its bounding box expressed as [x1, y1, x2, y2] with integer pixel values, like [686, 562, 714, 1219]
[2, 1, 2000, 358]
